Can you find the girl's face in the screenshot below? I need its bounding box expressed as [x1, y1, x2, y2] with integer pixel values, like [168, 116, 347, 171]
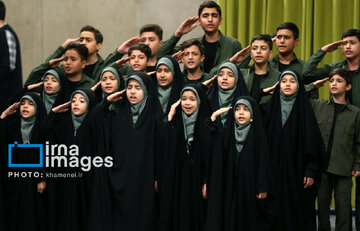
[280, 74, 298, 96]
[71, 93, 87, 116]
[101, 71, 119, 94]
[20, 98, 36, 118]
[126, 79, 145, 104]
[181, 90, 198, 116]
[156, 64, 173, 87]
[43, 74, 60, 94]
[217, 67, 235, 90]
[234, 104, 251, 125]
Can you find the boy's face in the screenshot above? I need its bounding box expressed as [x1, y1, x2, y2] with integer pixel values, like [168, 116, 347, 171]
[43, 74, 60, 94]
[140, 32, 163, 57]
[251, 40, 272, 65]
[20, 99, 36, 119]
[129, 50, 148, 72]
[342, 36, 360, 60]
[275, 29, 299, 55]
[182, 45, 204, 71]
[71, 93, 87, 116]
[217, 67, 236, 90]
[126, 79, 145, 105]
[329, 74, 351, 96]
[79, 31, 102, 56]
[234, 104, 251, 125]
[101, 71, 119, 95]
[181, 90, 198, 116]
[63, 49, 86, 76]
[198, 7, 222, 34]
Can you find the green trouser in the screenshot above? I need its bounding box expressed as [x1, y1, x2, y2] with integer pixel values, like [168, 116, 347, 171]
[318, 172, 352, 231]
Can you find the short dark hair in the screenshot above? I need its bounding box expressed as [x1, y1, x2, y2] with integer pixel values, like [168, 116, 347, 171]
[277, 22, 299, 40]
[128, 44, 152, 60]
[80, 25, 103, 44]
[180, 39, 205, 55]
[329, 68, 352, 85]
[342, 29, 360, 41]
[198, 1, 221, 17]
[0, 1, 5, 20]
[251, 34, 273, 50]
[66, 43, 89, 61]
[140, 24, 163, 41]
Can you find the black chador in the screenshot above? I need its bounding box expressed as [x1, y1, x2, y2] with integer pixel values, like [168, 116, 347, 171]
[41, 89, 98, 231]
[157, 84, 211, 231]
[0, 92, 48, 231]
[262, 70, 325, 231]
[88, 72, 157, 231]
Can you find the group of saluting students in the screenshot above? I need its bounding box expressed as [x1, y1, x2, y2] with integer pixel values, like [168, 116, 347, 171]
[1, 1, 360, 231]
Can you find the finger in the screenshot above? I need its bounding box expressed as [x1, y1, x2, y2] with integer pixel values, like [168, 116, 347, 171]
[147, 71, 156, 76]
[119, 89, 126, 95]
[303, 177, 307, 184]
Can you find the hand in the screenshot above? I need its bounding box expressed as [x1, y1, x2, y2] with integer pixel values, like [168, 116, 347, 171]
[107, 89, 126, 102]
[37, 181, 46, 194]
[1, 102, 20, 119]
[229, 45, 250, 63]
[211, 107, 232, 121]
[303, 177, 314, 188]
[62, 37, 80, 48]
[168, 99, 181, 121]
[202, 183, 207, 199]
[147, 71, 156, 76]
[256, 192, 267, 199]
[91, 81, 101, 92]
[313, 77, 329, 89]
[117, 37, 141, 54]
[155, 180, 158, 192]
[27, 82, 44, 91]
[172, 51, 184, 64]
[49, 57, 65, 69]
[321, 40, 344, 52]
[202, 75, 217, 88]
[263, 81, 279, 94]
[115, 57, 131, 67]
[352, 171, 360, 177]
[52, 101, 71, 113]
[174, 16, 199, 37]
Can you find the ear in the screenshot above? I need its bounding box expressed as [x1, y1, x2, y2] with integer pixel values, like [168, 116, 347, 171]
[81, 60, 87, 69]
[346, 83, 352, 91]
[96, 42, 103, 52]
[219, 17, 222, 26]
[269, 50, 273, 58]
[294, 38, 300, 47]
[159, 40, 164, 46]
[200, 54, 205, 62]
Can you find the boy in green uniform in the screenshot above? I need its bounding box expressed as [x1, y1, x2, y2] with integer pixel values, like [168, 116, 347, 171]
[157, 0, 242, 76]
[308, 68, 360, 231]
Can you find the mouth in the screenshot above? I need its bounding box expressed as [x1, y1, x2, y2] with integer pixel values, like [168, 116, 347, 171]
[45, 86, 53, 91]
[255, 56, 263, 60]
[187, 61, 195, 66]
[331, 87, 337, 91]
[21, 110, 29, 115]
[133, 64, 140, 68]
[284, 88, 292, 91]
[105, 87, 113, 91]
[183, 106, 192, 111]
[73, 107, 79, 112]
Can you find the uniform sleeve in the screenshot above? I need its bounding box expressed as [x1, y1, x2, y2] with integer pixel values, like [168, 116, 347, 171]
[302, 48, 333, 82]
[156, 35, 181, 57]
[0, 30, 10, 81]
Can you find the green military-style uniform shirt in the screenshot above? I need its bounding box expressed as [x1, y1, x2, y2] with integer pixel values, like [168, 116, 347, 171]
[311, 98, 360, 176]
[303, 48, 360, 106]
[239, 64, 281, 103]
[157, 31, 242, 76]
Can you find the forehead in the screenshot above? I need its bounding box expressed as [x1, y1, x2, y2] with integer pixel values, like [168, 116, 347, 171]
[281, 74, 296, 80]
[64, 49, 81, 58]
[127, 79, 141, 86]
[235, 103, 248, 109]
[21, 98, 33, 104]
[73, 93, 86, 99]
[130, 50, 145, 56]
[251, 40, 269, 47]
[343, 36, 360, 42]
[200, 7, 219, 15]
[140, 31, 159, 40]
[44, 74, 56, 79]
[276, 29, 294, 37]
[79, 31, 95, 39]
[157, 64, 170, 69]
[330, 74, 345, 80]
[184, 45, 200, 52]
[182, 90, 196, 97]
[101, 71, 116, 77]
[219, 67, 233, 73]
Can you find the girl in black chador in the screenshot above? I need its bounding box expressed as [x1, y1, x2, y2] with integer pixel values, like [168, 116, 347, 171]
[0, 92, 47, 231]
[204, 96, 272, 231]
[157, 84, 211, 231]
[262, 70, 325, 231]
[41, 89, 98, 231]
[88, 72, 157, 231]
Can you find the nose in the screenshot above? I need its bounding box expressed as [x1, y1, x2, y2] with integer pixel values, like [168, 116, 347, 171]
[189, 53, 193, 59]
[256, 47, 261, 53]
[208, 15, 213, 21]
